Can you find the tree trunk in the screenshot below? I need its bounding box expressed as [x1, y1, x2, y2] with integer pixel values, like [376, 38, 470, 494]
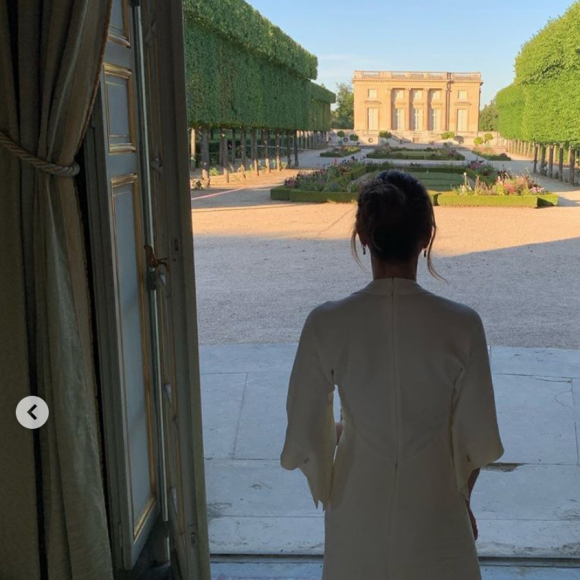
[570, 149, 576, 185]
[533, 143, 538, 174]
[221, 128, 229, 183]
[266, 129, 271, 173]
[287, 130, 292, 168]
[201, 127, 210, 184]
[548, 145, 554, 178]
[294, 129, 299, 168]
[231, 128, 237, 166]
[558, 146, 564, 181]
[252, 128, 259, 175]
[241, 129, 247, 170]
[190, 128, 196, 171]
[276, 130, 282, 171]
[540, 145, 546, 175]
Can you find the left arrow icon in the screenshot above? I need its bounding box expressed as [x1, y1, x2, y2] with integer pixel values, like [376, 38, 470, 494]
[16, 397, 49, 429]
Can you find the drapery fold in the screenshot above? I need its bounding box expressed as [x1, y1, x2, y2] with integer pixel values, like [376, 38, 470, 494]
[0, 1, 114, 578]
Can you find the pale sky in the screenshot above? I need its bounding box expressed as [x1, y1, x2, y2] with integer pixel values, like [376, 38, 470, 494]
[248, 0, 574, 106]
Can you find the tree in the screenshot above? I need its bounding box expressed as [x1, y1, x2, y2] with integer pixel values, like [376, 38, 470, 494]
[479, 99, 499, 132]
[332, 82, 354, 129]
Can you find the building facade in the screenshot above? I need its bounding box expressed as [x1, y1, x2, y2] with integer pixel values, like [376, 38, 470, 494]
[353, 71, 482, 143]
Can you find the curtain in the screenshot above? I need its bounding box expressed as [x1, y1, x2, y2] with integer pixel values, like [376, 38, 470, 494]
[0, 1, 113, 579]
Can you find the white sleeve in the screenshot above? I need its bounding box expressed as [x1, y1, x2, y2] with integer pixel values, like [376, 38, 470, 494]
[451, 312, 505, 501]
[280, 310, 337, 511]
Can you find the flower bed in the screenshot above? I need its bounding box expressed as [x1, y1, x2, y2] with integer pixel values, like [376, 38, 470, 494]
[367, 146, 465, 161]
[442, 171, 558, 207]
[271, 163, 558, 207]
[472, 147, 512, 161]
[320, 146, 361, 157]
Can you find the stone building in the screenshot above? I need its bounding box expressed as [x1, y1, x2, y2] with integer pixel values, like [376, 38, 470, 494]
[353, 70, 482, 143]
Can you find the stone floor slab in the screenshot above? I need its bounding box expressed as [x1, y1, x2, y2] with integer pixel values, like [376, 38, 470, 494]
[206, 461, 580, 558]
[201, 373, 247, 459]
[210, 561, 580, 579]
[200, 343, 296, 375]
[233, 372, 341, 460]
[473, 465, 580, 522]
[206, 460, 319, 519]
[491, 347, 580, 379]
[493, 374, 577, 465]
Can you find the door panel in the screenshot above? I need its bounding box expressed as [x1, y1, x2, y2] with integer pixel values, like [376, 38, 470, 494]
[85, 0, 210, 576]
[91, 0, 160, 568]
[138, 2, 210, 577]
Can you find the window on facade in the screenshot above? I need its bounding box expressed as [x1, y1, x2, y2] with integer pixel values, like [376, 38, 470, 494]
[430, 109, 440, 131]
[394, 89, 404, 101]
[368, 88, 377, 99]
[394, 108, 405, 130]
[367, 107, 379, 131]
[412, 107, 423, 131]
[457, 109, 468, 131]
[431, 90, 441, 101]
[413, 90, 423, 100]
[458, 90, 468, 100]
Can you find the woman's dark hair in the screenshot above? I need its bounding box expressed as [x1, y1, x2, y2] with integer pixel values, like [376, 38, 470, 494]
[350, 170, 444, 280]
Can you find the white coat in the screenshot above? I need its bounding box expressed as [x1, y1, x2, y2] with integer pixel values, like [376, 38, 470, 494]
[280, 276, 504, 579]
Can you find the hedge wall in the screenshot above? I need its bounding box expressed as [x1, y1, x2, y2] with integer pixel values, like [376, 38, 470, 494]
[183, 0, 317, 80]
[183, 0, 335, 130]
[496, 2, 580, 146]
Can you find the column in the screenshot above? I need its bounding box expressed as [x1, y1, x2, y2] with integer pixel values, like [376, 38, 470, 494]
[405, 88, 411, 132]
[442, 85, 450, 132]
[384, 88, 392, 132]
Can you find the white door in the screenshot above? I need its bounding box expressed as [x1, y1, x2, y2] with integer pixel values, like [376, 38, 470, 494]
[457, 109, 468, 132]
[367, 107, 379, 131]
[84, 0, 210, 578]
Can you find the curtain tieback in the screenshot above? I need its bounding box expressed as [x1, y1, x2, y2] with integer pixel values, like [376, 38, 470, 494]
[0, 130, 80, 177]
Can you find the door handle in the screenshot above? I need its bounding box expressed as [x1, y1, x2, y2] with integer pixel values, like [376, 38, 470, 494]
[144, 244, 169, 272]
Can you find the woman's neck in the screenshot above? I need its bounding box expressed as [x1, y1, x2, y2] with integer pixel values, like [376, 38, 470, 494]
[371, 256, 418, 281]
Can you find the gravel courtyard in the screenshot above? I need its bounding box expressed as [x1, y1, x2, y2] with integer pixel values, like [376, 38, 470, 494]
[191, 151, 580, 349]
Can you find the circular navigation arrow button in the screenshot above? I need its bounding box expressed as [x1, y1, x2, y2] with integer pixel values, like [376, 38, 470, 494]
[16, 396, 49, 429]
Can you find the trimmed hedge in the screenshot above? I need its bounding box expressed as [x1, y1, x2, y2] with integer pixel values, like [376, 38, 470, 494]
[183, 0, 335, 130]
[183, 0, 317, 79]
[367, 150, 465, 161]
[272, 186, 558, 207]
[320, 147, 361, 158]
[437, 194, 557, 207]
[496, 3, 580, 146]
[270, 186, 439, 204]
